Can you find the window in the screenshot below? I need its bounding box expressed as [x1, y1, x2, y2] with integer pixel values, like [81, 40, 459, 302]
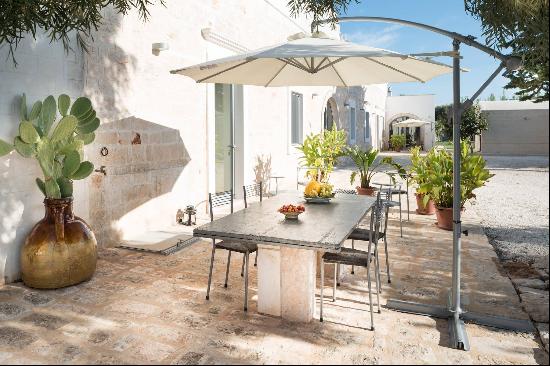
[349, 107, 356, 143]
[291, 92, 303, 144]
[364, 111, 370, 141]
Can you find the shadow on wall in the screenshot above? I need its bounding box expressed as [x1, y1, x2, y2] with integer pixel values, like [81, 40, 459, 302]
[82, 7, 136, 121]
[88, 117, 190, 246]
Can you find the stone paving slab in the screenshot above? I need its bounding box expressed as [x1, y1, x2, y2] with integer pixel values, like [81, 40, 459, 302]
[0, 199, 548, 364]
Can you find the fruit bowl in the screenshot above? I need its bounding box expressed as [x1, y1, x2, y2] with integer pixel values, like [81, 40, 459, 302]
[278, 204, 305, 220]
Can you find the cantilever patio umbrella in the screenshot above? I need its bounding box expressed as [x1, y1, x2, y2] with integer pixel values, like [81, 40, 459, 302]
[170, 32, 453, 85]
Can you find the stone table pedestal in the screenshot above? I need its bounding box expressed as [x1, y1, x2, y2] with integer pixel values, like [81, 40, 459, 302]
[257, 244, 317, 322]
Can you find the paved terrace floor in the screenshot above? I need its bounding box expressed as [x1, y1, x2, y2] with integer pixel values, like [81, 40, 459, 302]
[1, 197, 548, 364]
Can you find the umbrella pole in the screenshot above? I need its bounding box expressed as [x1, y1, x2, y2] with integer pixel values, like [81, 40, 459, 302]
[449, 39, 469, 351]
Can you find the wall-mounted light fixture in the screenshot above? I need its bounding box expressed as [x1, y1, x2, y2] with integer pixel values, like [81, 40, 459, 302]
[152, 42, 170, 56]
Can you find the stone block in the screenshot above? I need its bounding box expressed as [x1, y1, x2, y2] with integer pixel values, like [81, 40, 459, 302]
[257, 245, 281, 317]
[280, 247, 317, 322]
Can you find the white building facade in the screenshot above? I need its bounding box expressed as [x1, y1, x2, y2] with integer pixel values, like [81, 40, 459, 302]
[385, 94, 436, 150]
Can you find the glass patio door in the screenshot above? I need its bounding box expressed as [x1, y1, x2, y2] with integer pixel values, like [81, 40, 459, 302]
[214, 84, 242, 193]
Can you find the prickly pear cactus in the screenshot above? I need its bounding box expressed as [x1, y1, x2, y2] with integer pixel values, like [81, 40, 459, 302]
[0, 94, 99, 198]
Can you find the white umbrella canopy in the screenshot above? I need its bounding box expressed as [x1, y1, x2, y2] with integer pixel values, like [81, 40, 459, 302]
[393, 118, 432, 128]
[171, 33, 453, 87]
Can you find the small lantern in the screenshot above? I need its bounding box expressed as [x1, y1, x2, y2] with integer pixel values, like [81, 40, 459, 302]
[183, 205, 197, 226]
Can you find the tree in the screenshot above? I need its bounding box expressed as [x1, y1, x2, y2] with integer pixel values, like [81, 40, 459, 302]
[465, 0, 549, 102]
[287, 0, 549, 102]
[487, 93, 496, 101]
[0, 1, 164, 64]
[435, 102, 488, 142]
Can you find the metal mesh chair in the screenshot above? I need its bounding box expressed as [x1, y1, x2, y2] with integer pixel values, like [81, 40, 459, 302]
[376, 181, 404, 237]
[206, 190, 257, 311]
[243, 182, 263, 266]
[320, 192, 384, 330]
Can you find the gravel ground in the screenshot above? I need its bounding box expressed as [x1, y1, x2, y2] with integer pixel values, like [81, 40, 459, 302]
[470, 155, 549, 267]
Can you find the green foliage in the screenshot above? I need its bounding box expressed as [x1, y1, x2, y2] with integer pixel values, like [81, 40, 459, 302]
[296, 126, 347, 182]
[408, 146, 431, 192]
[287, 0, 359, 27]
[346, 146, 404, 188]
[0, 1, 165, 64]
[58, 94, 71, 117]
[417, 141, 493, 208]
[389, 134, 406, 151]
[435, 102, 488, 142]
[465, 0, 549, 102]
[0, 94, 99, 199]
[0, 138, 14, 156]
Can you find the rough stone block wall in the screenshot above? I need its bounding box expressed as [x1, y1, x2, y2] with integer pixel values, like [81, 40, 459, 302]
[88, 117, 190, 246]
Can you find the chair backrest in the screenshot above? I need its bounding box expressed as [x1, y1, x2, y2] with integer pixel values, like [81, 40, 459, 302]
[334, 188, 357, 195]
[208, 190, 233, 222]
[243, 182, 263, 208]
[369, 191, 384, 244]
[375, 182, 402, 202]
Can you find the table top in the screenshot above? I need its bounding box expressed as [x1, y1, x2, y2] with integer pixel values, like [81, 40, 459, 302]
[193, 191, 376, 251]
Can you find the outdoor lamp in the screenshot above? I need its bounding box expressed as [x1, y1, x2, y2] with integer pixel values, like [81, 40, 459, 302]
[183, 205, 197, 226]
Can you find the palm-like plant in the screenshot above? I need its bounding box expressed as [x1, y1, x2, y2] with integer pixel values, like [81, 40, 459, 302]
[347, 146, 404, 188]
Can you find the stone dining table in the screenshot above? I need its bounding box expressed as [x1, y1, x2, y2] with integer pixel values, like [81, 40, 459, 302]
[193, 191, 376, 322]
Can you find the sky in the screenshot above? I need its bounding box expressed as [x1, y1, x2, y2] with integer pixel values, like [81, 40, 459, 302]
[338, 0, 514, 105]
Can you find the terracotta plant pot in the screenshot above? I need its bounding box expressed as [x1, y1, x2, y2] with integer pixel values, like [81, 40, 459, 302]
[415, 193, 436, 215]
[20, 198, 98, 289]
[356, 186, 377, 196]
[435, 206, 464, 231]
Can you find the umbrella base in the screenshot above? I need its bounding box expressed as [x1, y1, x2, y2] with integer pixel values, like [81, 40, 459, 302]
[386, 299, 535, 351]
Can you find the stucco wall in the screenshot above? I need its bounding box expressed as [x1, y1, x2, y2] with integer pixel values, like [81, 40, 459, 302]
[0, 0, 336, 283]
[479, 101, 549, 155]
[385, 94, 435, 150]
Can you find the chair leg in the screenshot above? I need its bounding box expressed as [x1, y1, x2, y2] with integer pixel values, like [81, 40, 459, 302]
[336, 263, 341, 287]
[366, 253, 375, 331]
[224, 251, 232, 288]
[206, 241, 216, 300]
[384, 238, 391, 284]
[399, 193, 403, 237]
[240, 254, 245, 277]
[374, 248, 382, 294]
[254, 251, 258, 267]
[406, 191, 410, 221]
[244, 251, 249, 312]
[320, 258, 325, 322]
[374, 248, 382, 314]
[351, 240, 355, 275]
[333, 263, 337, 302]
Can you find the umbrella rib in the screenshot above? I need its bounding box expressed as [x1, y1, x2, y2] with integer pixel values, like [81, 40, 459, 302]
[316, 57, 347, 73]
[197, 58, 256, 83]
[314, 57, 329, 71]
[364, 57, 425, 83]
[331, 63, 348, 87]
[265, 62, 287, 87]
[278, 58, 311, 73]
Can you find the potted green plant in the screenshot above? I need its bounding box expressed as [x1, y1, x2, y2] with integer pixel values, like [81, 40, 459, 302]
[409, 146, 436, 215]
[418, 141, 493, 230]
[347, 146, 404, 196]
[389, 134, 406, 152]
[0, 94, 100, 289]
[297, 126, 347, 183]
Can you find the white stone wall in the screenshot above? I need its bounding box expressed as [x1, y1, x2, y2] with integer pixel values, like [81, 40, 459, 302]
[0, 0, 337, 282]
[385, 94, 436, 150]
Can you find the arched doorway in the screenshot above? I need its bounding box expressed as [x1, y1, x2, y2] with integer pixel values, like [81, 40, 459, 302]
[388, 113, 424, 149]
